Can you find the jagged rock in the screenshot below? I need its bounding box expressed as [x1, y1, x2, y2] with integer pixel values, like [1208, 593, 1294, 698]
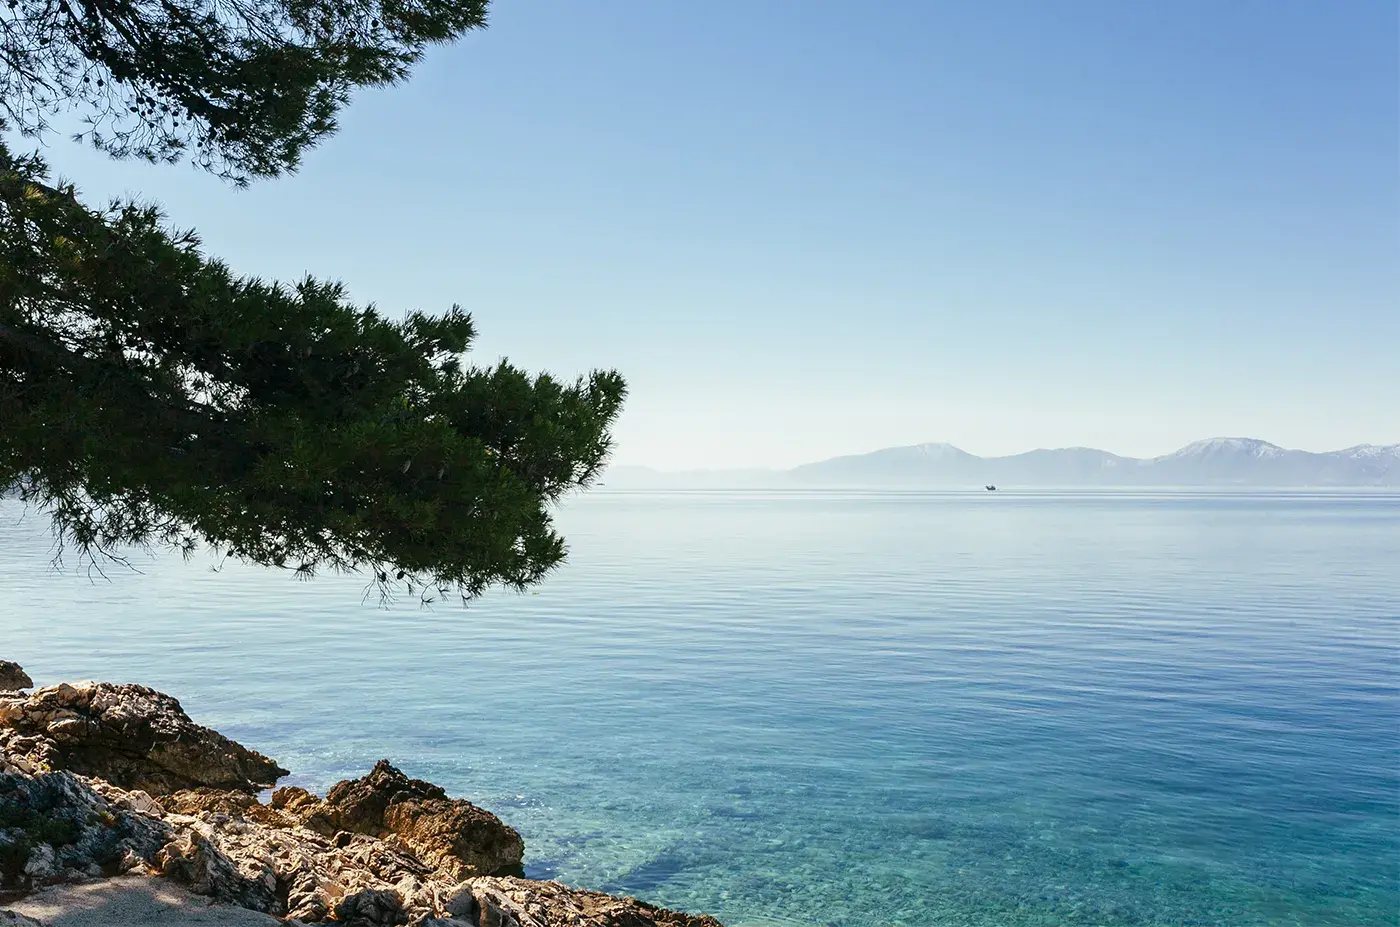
[0, 910, 43, 926]
[165, 788, 256, 818]
[0, 770, 171, 894]
[282, 761, 524, 881]
[460, 876, 725, 927]
[2, 678, 722, 926]
[170, 788, 310, 831]
[155, 827, 280, 915]
[0, 664, 30, 692]
[1, 764, 723, 925]
[269, 786, 337, 833]
[333, 887, 409, 926]
[2, 765, 437, 922]
[0, 683, 286, 794]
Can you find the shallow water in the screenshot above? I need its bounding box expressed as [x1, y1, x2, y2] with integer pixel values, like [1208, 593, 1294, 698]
[3, 491, 1398, 926]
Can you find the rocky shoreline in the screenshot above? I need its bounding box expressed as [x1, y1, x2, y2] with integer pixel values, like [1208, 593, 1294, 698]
[0, 662, 721, 927]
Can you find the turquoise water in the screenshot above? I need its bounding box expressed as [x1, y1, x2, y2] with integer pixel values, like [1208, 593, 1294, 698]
[2, 491, 1398, 926]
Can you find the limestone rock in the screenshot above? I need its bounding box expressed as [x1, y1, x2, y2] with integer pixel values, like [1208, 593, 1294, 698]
[164, 788, 256, 818]
[0, 769, 171, 895]
[268, 786, 336, 833]
[461, 876, 725, 927]
[2, 677, 722, 927]
[1, 763, 724, 925]
[0, 683, 286, 794]
[333, 887, 409, 926]
[3, 765, 430, 922]
[0, 664, 31, 692]
[155, 827, 280, 915]
[284, 761, 524, 880]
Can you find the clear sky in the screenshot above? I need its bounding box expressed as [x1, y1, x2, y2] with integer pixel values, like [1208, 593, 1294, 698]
[22, 1, 1399, 469]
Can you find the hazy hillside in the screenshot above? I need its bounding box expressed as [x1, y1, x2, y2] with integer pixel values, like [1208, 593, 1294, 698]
[606, 438, 1399, 488]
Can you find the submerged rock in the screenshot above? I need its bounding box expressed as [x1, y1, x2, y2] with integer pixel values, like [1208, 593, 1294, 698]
[459, 876, 725, 927]
[0, 664, 30, 693]
[0, 683, 287, 795]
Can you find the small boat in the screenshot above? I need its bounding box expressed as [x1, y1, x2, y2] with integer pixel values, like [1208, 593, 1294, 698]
[985, 485, 997, 491]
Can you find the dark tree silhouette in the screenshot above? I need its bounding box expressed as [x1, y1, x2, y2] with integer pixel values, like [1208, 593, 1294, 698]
[1, 1, 628, 600]
[2, 0, 488, 182]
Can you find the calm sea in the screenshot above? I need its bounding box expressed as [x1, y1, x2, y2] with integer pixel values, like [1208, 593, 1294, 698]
[3, 491, 1398, 927]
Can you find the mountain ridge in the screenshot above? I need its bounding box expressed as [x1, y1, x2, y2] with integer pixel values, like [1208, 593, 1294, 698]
[605, 438, 1399, 488]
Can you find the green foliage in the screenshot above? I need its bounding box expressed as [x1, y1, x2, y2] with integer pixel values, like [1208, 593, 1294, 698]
[0, 837, 26, 884]
[0, 0, 624, 601]
[0, 143, 626, 600]
[0, 788, 83, 886]
[1, 0, 488, 182]
[0, 799, 82, 847]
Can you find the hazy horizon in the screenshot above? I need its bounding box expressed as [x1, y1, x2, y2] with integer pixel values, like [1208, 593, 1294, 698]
[16, 1, 1396, 471]
[611, 435, 1400, 472]
[602, 436, 1399, 487]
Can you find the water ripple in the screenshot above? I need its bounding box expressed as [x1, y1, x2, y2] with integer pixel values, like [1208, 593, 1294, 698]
[2, 492, 1398, 926]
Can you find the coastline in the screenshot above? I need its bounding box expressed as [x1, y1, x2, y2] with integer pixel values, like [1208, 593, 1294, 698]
[0, 663, 722, 927]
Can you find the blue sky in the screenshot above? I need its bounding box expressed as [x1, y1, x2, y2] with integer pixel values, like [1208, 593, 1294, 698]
[22, 1, 1399, 469]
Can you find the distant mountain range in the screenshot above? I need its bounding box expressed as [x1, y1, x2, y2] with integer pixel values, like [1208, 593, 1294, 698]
[605, 438, 1400, 488]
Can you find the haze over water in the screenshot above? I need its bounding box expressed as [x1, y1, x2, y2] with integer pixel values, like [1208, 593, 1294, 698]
[4, 490, 1398, 926]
